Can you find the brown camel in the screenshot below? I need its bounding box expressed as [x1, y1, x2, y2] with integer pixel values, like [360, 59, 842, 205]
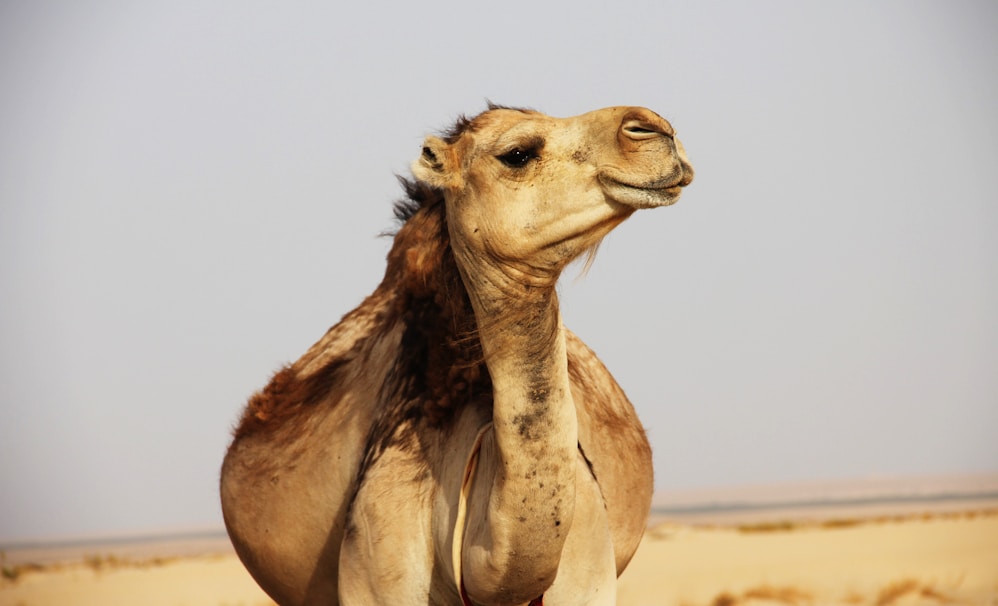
[220, 104, 694, 605]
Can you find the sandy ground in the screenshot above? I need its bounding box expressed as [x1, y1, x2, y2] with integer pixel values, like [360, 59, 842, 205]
[3, 495, 997, 605]
[620, 511, 998, 606]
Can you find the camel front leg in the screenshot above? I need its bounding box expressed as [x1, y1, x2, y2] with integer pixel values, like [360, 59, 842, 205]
[460, 442, 617, 606]
[338, 449, 435, 605]
[540, 454, 618, 606]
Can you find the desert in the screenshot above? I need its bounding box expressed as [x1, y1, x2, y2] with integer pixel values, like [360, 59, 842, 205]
[3, 475, 996, 606]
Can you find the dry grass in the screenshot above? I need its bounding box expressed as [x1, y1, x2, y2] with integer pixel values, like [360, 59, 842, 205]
[732, 507, 998, 535]
[873, 578, 954, 605]
[735, 520, 800, 534]
[699, 579, 961, 606]
[2, 560, 45, 583]
[708, 585, 813, 605]
[81, 553, 175, 571]
[1, 551, 179, 585]
[873, 579, 921, 605]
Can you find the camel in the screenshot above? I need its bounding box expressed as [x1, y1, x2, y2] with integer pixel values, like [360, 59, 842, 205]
[220, 104, 693, 605]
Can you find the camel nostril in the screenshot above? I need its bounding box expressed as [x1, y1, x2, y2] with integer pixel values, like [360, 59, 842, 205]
[621, 117, 674, 141]
[622, 120, 665, 139]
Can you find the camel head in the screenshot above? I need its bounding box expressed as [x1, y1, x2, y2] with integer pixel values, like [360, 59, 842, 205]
[411, 106, 694, 285]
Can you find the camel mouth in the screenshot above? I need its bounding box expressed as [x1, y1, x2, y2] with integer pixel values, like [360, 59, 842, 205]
[597, 173, 688, 209]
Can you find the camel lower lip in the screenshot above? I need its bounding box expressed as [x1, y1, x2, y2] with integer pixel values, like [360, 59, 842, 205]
[600, 176, 683, 208]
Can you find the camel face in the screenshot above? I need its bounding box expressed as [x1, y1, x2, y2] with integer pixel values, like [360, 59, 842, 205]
[413, 106, 693, 279]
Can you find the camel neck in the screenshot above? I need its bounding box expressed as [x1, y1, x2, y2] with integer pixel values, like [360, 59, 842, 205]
[462, 265, 580, 578]
[485, 306, 578, 480]
[454, 252, 578, 455]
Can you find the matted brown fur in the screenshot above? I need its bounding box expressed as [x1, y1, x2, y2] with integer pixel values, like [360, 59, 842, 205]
[382, 178, 492, 424]
[232, 176, 492, 444]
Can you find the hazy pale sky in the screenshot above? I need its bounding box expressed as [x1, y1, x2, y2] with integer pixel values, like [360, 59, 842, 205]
[1, 1, 996, 542]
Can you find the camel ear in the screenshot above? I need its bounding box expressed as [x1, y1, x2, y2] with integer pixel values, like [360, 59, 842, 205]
[411, 136, 462, 189]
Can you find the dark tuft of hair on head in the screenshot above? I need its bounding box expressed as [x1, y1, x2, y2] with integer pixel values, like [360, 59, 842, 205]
[384, 176, 446, 236]
[440, 102, 535, 144]
[441, 114, 474, 145]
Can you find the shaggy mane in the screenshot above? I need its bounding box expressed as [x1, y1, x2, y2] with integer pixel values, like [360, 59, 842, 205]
[391, 176, 444, 224]
[383, 178, 489, 426]
[235, 175, 490, 444]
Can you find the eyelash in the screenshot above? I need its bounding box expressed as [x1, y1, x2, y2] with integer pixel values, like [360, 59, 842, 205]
[497, 147, 540, 168]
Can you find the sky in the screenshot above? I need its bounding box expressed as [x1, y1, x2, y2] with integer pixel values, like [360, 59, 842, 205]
[1, 1, 996, 542]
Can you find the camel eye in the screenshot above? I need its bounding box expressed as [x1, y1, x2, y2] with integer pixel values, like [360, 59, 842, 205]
[497, 147, 539, 168]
